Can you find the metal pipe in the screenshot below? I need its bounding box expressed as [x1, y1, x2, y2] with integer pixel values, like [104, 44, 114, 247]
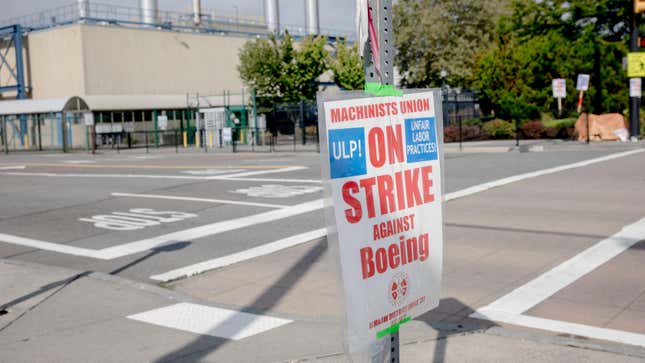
[192, 0, 201, 26]
[77, 0, 89, 18]
[264, 0, 280, 34]
[140, 0, 159, 26]
[305, 0, 319, 35]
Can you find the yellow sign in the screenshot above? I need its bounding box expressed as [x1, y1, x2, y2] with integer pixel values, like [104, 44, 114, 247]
[628, 52, 645, 77]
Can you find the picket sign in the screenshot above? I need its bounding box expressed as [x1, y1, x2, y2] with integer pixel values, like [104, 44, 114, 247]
[317, 90, 444, 357]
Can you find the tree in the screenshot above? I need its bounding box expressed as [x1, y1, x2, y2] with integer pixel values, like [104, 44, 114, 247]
[393, 0, 503, 88]
[238, 32, 328, 106]
[329, 41, 364, 90]
[238, 35, 282, 105]
[476, 0, 630, 117]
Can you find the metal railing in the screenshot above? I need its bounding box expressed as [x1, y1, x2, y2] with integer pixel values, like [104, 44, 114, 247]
[441, 90, 482, 127]
[1, 2, 354, 40]
[95, 129, 182, 153]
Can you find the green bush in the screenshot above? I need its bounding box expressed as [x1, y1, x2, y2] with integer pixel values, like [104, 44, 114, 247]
[543, 117, 576, 129]
[462, 118, 483, 126]
[556, 119, 576, 129]
[483, 119, 515, 139]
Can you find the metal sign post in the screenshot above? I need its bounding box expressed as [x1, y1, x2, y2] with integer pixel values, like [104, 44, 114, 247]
[2, 116, 8, 154]
[629, 6, 642, 140]
[364, 0, 394, 87]
[575, 74, 591, 144]
[576, 74, 590, 114]
[552, 79, 566, 117]
[365, 3, 397, 359]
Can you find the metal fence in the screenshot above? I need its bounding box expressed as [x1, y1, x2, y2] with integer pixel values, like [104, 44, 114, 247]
[1, 92, 488, 154]
[441, 90, 482, 126]
[1, 1, 353, 40]
[252, 100, 320, 152]
[94, 130, 182, 153]
[1, 113, 84, 153]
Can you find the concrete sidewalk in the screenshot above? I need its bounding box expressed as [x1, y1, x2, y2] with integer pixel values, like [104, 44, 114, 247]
[2, 254, 645, 362]
[443, 139, 645, 154]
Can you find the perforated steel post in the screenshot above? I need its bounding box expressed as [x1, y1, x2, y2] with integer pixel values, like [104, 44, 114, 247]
[364, 0, 394, 86]
[364, 1, 399, 362]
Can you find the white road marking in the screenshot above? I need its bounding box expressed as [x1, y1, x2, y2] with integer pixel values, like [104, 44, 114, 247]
[213, 176, 322, 184]
[216, 166, 307, 178]
[181, 169, 244, 175]
[475, 218, 645, 316]
[111, 192, 289, 209]
[63, 160, 96, 164]
[471, 217, 645, 347]
[471, 312, 645, 348]
[0, 165, 310, 181]
[98, 199, 323, 259]
[150, 228, 327, 282]
[79, 209, 198, 231]
[445, 149, 645, 202]
[1, 149, 643, 260]
[127, 302, 292, 340]
[0, 200, 322, 260]
[0, 165, 26, 170]
[231, 185, 323, 198]
[0, 172, 215, 180]
[0, 232, 103, 259]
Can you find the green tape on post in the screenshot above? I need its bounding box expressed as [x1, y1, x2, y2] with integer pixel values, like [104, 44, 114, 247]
[365, 82, 404, 97]
[376, 316, 411, 339]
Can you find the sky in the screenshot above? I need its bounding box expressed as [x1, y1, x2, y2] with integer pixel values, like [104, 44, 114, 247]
[2, 0, 356, 34]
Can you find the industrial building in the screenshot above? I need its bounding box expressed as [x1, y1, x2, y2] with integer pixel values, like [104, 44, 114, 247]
[0, 0, 341, 151]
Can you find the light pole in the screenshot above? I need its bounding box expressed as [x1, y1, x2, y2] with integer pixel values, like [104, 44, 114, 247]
[440, 69, 448, 126]
[440, 69, 447, 90]
[456, 88, 462, 152]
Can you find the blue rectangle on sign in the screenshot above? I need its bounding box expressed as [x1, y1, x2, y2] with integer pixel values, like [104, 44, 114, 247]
[405, 117, 438, 163]
[328, 128, 367, 179]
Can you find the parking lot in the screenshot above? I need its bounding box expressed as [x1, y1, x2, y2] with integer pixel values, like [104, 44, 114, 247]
[2, 143, 645, 362]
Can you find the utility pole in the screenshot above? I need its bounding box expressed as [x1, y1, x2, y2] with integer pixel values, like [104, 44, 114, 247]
[630, 0, 644, 140]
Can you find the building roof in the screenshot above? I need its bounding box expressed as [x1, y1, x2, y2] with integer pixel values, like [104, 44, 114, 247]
[0, 94, 247, 115]
[0, 97, 89, 116]
[83, 95, 188, 111]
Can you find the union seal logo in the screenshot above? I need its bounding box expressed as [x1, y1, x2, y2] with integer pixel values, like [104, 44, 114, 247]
[388, 272, 409, 307]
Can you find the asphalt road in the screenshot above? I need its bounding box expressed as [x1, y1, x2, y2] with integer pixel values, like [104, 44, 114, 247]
[2, 143, 645, 362]
[0, 145, 642, 285]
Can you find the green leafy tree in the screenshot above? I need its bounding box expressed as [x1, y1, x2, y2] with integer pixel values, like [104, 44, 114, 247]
[476, 0, 630, 117]
[238, 32, 328, 106]
[329, 41, 364, 90]
[393, 0, 503, 88]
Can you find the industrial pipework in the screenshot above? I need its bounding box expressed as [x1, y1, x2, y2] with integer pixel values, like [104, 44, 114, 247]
[77, 0, 89, 18]
[305, 0, 319, 35]
[264, 0, 280, 34]
[140, 0, 159, 26]
[192, 0, 201, 26]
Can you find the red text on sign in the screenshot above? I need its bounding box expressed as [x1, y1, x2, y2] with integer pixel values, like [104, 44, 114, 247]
[342, 166, 434, 224]
[360, 232, 429, 279]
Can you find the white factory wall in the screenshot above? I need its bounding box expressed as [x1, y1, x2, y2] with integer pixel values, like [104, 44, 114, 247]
[19, 23, 247, 100]
[28, 25, 86, 99]
[81, 24, 246, 96]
